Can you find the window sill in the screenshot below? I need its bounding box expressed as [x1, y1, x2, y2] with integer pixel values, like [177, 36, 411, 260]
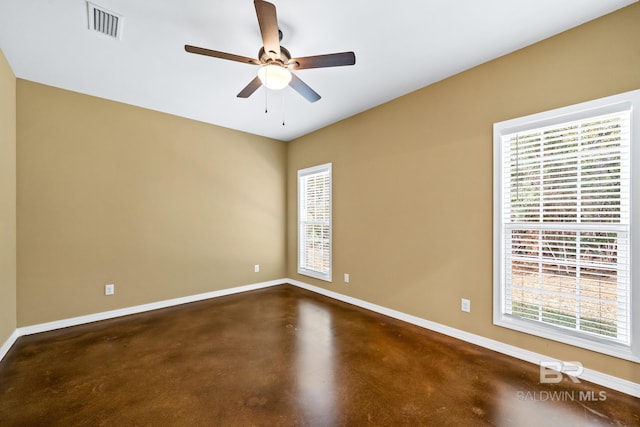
[494, 313, 640, 363]
[297, 268, 332, 283]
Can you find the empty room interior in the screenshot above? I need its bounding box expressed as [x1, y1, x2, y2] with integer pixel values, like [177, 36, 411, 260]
[1, 0, 639, 425]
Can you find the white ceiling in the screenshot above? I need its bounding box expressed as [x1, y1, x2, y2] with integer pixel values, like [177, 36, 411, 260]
[0, 0, 636, 141]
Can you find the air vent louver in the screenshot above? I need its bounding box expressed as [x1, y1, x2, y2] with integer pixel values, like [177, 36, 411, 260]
[87, 2, 122, 39]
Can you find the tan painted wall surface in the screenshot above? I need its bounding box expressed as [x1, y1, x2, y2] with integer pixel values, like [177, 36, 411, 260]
[17, 81, 286, 326]
[287, 4, 640, 382]
[0, 49, 17, 345]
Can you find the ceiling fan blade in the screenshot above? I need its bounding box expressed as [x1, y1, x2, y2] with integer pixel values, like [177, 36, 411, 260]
[185, 45, 260, 65]
[289, 73, 321, 103]
[254, 0, 281, 59]
[237, 76, 263, 98]
[289, 52, 356, 70]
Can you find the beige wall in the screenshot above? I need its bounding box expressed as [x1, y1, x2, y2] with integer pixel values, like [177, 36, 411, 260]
[287, 4, 640, 382]
[17, 81, 286, 326]
[0, 49, 17, 345]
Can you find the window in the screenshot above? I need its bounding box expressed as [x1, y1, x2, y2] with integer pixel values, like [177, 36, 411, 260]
[298, 163, 332, 281]
[493, 90, 640, 362]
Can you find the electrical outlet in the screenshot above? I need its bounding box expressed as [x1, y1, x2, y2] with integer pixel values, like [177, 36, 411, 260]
[105, 284, 115, 296]
[461, 298, 470, 313]
[254, 264, 260, 273]
[344, 273, 350, 283]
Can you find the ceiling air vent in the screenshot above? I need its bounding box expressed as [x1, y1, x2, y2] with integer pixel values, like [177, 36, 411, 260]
[87, 2, 122, 39]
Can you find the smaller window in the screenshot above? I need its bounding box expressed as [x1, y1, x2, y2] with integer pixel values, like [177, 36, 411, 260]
[298, 163, 332, 282]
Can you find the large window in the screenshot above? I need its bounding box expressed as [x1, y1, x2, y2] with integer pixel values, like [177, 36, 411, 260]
[493, 90, 640, 361]
[298, 163, 332, 282]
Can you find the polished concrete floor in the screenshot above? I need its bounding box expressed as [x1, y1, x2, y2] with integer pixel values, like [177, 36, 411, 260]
[0, 285, 638, 426]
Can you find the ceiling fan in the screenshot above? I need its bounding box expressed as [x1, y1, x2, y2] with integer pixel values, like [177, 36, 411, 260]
[184, 0, 355, 103]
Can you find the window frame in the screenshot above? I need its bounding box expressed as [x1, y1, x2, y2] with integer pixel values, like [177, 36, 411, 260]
[493, 89, 640, 362]
[297, 163, 332, 282]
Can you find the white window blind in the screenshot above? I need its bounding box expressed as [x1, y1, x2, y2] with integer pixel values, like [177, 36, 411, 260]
[503, 111, 630, 342]
[298, 163, 332, 281]
[494, 89, 640, 361]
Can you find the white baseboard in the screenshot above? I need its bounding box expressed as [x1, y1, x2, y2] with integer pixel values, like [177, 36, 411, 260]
[16, 279, 284, 336]
[286, 279, 640, 398]
[2, 278, 638, 398]
[0, 329, 19, 362]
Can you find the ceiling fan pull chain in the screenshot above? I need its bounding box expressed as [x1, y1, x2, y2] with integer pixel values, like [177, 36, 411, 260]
[264, 84, 268, 113]
[282, 92, 286, 126]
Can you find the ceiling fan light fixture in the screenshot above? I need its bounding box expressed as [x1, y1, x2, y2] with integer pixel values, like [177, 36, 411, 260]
[258, 64, 292, 90]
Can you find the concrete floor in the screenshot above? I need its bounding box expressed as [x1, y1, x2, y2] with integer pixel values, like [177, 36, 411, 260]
[0, 285, 638, 426]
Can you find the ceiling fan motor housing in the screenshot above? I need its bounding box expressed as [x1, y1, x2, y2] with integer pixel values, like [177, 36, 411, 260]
[259, 46, 292, 67]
